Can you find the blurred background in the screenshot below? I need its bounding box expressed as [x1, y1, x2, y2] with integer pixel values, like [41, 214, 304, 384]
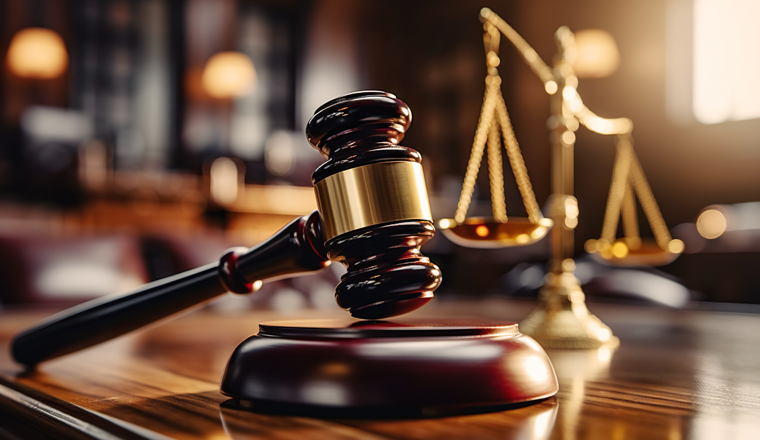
[1, 0, 759, 312]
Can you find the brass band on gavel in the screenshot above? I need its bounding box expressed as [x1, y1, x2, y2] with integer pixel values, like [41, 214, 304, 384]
[314, 161, 433, 241]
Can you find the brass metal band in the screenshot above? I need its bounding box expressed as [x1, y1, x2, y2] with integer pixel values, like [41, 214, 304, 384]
[315, 161, 433, 241]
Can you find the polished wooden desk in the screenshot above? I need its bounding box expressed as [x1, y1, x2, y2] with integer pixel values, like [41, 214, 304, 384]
[1, 299, 759, 439]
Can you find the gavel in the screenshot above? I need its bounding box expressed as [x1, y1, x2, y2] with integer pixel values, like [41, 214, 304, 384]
[12, 90, 443, 367]
[12, 91, 558, 415]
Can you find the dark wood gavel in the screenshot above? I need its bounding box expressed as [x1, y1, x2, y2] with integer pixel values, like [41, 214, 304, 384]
[12, 91, 443, 367]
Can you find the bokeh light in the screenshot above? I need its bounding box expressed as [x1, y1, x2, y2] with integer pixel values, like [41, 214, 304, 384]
[573, 29, 620, 78]
[696, 208, 727, 239]
[7, 28, 69, 79]
[201, 51, 257, 99]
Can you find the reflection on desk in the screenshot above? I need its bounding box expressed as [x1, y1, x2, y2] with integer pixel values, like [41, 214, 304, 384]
[1, 300, 759, 439]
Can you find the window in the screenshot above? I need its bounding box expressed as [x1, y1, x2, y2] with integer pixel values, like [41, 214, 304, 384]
[692, 0, 760, 124]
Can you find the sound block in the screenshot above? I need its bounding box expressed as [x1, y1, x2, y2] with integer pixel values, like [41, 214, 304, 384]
[220, 318, 558, 417]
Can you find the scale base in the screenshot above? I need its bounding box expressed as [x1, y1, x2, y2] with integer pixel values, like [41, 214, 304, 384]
[520, 272, 620, 349]
[220, 318, 558, 417]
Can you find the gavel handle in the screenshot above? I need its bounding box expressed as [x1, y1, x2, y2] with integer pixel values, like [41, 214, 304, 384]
[11, 211, 329, 367]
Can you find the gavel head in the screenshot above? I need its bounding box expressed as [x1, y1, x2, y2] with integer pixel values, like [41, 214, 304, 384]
[306, 91, 442, 319]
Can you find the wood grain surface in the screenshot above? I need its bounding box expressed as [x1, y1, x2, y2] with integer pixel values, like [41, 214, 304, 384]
[1, 299, 759, 439]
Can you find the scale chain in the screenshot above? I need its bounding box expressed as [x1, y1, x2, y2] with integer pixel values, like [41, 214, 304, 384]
[487, 120, 508, 223]
[628, 148, 673, 248]
[600, 135, 633, 243]
[454, 81, 500, 223]
[601, 134, 672, 249]
[495, 94, 543, 224]
[621, 180, 640, 243]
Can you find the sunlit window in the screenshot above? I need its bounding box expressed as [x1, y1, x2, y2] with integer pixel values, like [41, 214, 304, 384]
[693, 0, 760, 124]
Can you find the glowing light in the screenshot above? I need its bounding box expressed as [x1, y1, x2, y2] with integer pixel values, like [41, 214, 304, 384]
[568, 96, 584, 113]
[531, 226, 547, 239]
[596, 328, 611, 342]
[596, 239, 611, 253]
[202, 52, 256, 99]
[566, 117, 580, 131]
[532, 410, 554, 438]
[696, 209, 727, 239]
[475, 225, 490, 237]
[611, 242, 629, 258]
[545, 80, 558, 95]
[516, 234, 530, 244]
[561, 131, 576, 145]
[597, 345, 612, 362]
[7, 28, 68, 79]
[439, 219, 451, 229]
[585, 239, 598, 253]
[562, 86, 577, 101]
[580, 112, 633, 135]
[523, 356, 549, 382]
[668, 239, 685, 254]
[693, 0, 760, 124]
[565, 203, 579, 218]
[572, 29, 620, 78]
[210, 157, 240, 205]
[561, 259, 576, 272]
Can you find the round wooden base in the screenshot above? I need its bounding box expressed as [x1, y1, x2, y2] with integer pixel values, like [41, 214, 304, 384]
[220, 318, 558, 417]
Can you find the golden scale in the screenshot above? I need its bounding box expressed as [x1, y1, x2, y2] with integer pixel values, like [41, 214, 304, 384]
[439, 9, 685, 348]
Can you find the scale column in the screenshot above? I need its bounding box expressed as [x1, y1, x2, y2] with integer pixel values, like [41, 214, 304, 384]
[519, 27, 618, 349]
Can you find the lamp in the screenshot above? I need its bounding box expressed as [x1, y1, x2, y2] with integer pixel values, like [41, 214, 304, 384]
[7, 28, 68, 79]
[572, 29, 620, 79]
[201, 51, 257, 99]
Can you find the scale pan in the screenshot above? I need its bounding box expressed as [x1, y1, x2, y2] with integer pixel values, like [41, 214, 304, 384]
[439, 217, 553, 249]
[587, 239, 684, 267]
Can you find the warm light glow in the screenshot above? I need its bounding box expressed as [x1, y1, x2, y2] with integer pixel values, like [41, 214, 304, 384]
[597, 345, 612, 362]
[438, 219, 452, 229]
[523, 356, 549, 382]
[202, 52, 256, 99]
[596, 239, 611, 253]
[668, 239, 685, 254]
[475, 225, 490, 237]
[561, 131, 576, 145]
[597, 328, 612, 342]
[572, 29, 620, 78]
[210, 157, 240, 205]
[562, 86, 577, 101]
[562, 258, 576, 272]
[532, 410, 555, 439]
[566, 203, 579, 218]
[516, 234, 530, 244]
[696, 209, 727, 239]
[585, 239, 598, 253]
[544, 80, 558, 95]
[693, 0, 760, 124]
[566, 117, 580, 131]
[611, 242, 629, 258]
[578, 110, 633, 135]
[7, 28, 68, 79]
